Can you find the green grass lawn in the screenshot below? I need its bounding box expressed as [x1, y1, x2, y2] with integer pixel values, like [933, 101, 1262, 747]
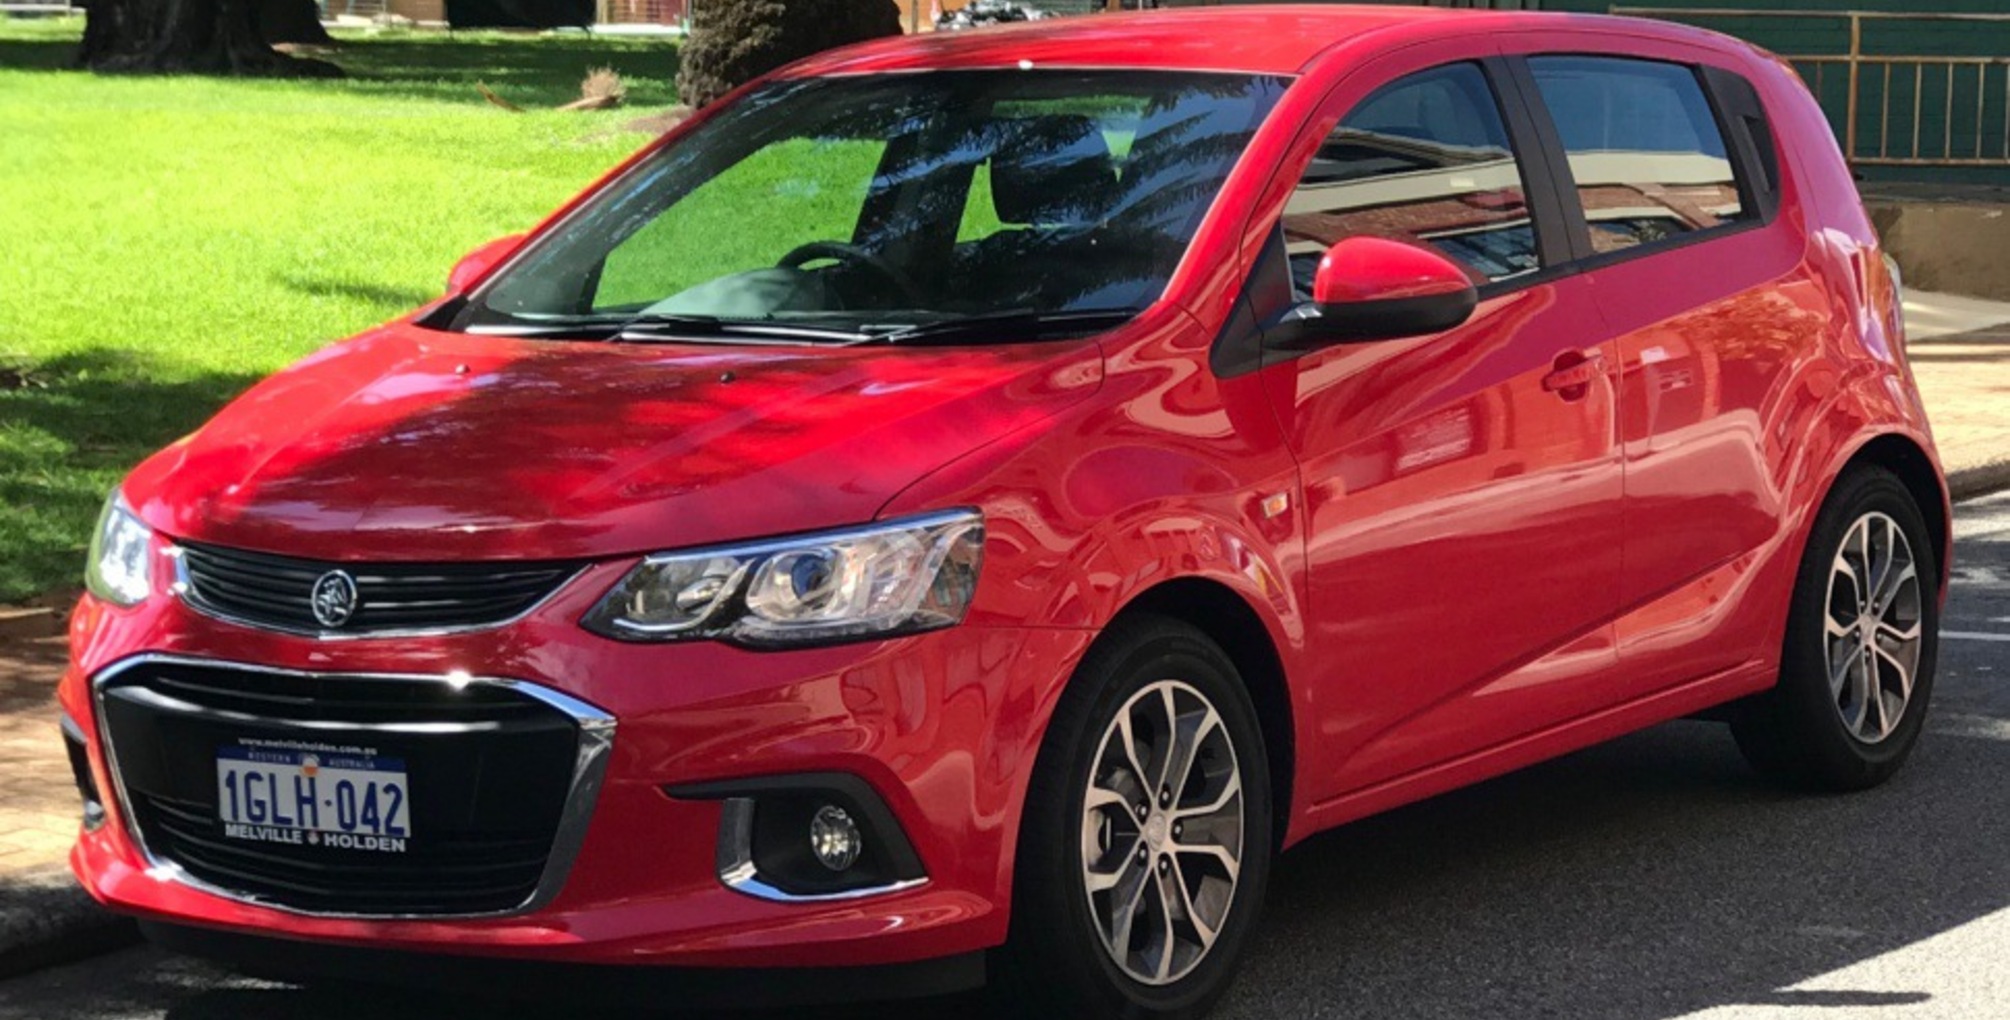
[0, 18, 679, 601]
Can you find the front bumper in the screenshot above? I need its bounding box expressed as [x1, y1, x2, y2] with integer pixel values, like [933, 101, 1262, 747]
[62, 579, 1093, 970]
[141, 920, 988, 1007]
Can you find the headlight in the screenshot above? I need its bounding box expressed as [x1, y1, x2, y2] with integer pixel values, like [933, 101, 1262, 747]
[86, 492, 153, 607]
[583, 510, 984, 648]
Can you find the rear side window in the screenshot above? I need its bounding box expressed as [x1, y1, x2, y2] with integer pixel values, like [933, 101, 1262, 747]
[1283, 63, 1542, 294]
[1527, 56, 1747, 255]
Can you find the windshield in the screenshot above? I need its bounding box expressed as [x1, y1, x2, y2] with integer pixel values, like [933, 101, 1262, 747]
[454, 69, 1288, 341]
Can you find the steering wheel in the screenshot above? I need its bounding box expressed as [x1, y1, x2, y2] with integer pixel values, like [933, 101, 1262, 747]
[776, 240, 926, 308]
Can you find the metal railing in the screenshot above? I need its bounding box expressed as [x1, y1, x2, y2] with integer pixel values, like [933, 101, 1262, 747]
[1611, 8, 2010, 168]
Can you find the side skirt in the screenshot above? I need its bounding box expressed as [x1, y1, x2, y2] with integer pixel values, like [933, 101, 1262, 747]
[1288, 660, 1772, 845]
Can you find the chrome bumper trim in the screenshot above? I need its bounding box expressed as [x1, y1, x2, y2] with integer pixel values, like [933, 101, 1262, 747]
[90, 653, 614, 921]
[714, 798, 928, 904]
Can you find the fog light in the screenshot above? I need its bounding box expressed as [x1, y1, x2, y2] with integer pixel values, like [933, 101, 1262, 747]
[810, 805, 862, 872]
[674, 775, 926, 899]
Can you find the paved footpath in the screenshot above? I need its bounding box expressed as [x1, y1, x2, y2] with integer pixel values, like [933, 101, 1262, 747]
[0, 632, 78, 880]
[1904, 290, 2010, 496]
[0, 624, 137, 979]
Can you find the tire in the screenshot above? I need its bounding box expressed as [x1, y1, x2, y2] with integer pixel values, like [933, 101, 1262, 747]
[1732, 465, 1940, 791]
[992, 615, 1273, 1020]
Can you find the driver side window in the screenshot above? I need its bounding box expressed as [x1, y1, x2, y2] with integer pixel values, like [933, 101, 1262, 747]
[591, 137, 886, 312]
[1285, 62, 1541, 297]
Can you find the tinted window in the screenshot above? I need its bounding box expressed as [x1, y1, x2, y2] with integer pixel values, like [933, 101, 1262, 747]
[1284, 63, 1541, 294]
[1528, 56, 1747, 254]
[463, 71, 1287, 337]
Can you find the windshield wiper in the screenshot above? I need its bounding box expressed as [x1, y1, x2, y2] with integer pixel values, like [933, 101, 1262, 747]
[467, 309, 1139, 346]
[465, 313, 870, 345]
[860, 309, 1142, 346]
[614, 315, 871, 345]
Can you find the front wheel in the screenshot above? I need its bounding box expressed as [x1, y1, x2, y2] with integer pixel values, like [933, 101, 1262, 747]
[993, 616, 1272, 1020]
[1733, 466, 1940, 790]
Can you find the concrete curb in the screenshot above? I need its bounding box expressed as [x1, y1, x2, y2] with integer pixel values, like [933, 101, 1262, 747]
[1950, 460, 2010, 503]
[0, 873, 140, 981]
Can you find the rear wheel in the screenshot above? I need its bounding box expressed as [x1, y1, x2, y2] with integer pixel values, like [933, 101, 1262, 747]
[1733, 466, 1939, 790]
[993, 616, 1272, 1020]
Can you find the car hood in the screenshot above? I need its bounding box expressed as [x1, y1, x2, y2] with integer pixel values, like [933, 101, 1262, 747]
[126, 324, 1104, 562]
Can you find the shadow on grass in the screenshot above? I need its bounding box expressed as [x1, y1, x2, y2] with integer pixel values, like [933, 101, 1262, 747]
[0, 35, 76, 73]
[0, 28, 681, 110]
[330, 34, 681, 108]
[0, 349, 261, 602]
[279, 274, 437, 309]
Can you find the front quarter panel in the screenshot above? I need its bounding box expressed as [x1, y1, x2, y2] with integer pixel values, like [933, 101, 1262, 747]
[879, 308, 1313, 845]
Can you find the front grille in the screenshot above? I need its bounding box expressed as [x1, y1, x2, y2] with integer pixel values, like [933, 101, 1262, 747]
[98, 660, 604, 917]
[176, 541, 579, 636]
[129, 793, 553, 915]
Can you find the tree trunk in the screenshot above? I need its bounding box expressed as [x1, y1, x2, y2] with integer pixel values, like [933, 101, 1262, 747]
[255, 0, 335, 47]
[80, 0, 342, 76]
[677, 0, 902, 109]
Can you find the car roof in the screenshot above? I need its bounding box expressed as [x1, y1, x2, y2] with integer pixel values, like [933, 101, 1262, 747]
[784, 5, 1730, 79]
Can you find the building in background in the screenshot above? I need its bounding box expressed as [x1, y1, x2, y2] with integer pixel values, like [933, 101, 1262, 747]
[595, 0, 686, 28]
[895, 0, 1105, 27]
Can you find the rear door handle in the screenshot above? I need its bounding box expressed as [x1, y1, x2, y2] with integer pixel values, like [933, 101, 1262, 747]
[1542, 349, 1605, 398]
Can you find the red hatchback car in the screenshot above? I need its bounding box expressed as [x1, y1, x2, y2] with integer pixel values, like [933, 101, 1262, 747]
[63, 6, 1946, 1018]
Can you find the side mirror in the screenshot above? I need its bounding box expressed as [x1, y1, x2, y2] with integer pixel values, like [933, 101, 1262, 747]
[447, 234, 526, 294]
[1284, 236, 1479, 346]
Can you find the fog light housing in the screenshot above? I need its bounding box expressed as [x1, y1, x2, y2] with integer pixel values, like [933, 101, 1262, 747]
[670, 774, 925, 901]
[810, 805, 862, 872]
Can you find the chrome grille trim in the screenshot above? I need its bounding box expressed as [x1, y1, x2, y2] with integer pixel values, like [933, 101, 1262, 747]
[170, 542, 582, 639]
[91, 654, 615, 921]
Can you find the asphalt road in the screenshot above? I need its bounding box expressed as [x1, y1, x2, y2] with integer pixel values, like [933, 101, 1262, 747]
[6, 493, 2009, 1020]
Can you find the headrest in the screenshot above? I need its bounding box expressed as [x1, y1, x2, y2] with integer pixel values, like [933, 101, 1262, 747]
[989, 114, 1119, 227]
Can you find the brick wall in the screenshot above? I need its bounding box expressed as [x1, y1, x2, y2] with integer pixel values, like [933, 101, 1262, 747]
[599, 0, 688, 24]
[386, 0, 445, 22]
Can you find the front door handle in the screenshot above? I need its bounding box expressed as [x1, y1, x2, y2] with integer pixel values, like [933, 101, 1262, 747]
[1542, 349, 1605, 400]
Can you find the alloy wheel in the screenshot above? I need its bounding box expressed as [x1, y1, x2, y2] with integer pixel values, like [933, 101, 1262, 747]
[1080, 679, 1244, 986]
[1825, 511, 1925, 744]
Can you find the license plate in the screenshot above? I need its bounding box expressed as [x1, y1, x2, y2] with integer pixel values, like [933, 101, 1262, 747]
[215, 741, 412, 853]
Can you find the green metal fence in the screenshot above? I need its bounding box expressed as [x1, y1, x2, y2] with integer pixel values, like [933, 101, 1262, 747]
[1611, 8, 2010, 169]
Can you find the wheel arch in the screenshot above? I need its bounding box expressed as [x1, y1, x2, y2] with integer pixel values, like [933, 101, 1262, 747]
[1111, 578, 1296, 853]
[1836, 433, 1952, 595]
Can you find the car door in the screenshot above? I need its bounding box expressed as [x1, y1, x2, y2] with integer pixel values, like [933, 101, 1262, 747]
[1513, 47, 1808, 694]
[1252, 51, 1628, 801]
